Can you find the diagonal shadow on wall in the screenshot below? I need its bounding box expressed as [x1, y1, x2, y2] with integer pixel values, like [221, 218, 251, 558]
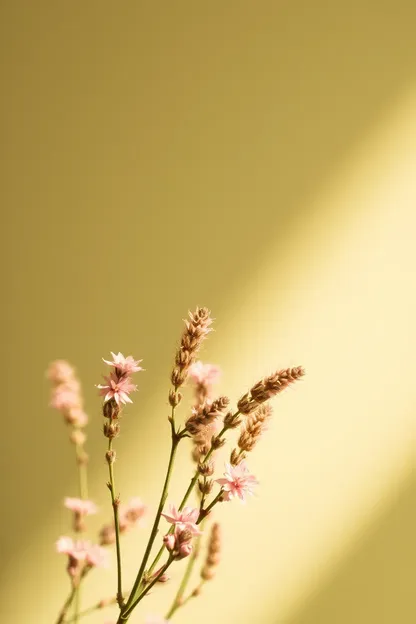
[276, 468, 416, 624]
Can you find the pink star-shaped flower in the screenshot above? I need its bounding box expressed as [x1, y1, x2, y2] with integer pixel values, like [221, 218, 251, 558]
[103, 352, 143, 375]
[97, 372, 137, 405]
[64, 497, 98, 516]
[216, 461, 258, 502]
[161, 504, 202, 536]
[188, 361, 221, 386]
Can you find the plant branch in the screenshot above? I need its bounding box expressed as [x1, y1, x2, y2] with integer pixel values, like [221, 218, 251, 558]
[107, 438, 123, 607]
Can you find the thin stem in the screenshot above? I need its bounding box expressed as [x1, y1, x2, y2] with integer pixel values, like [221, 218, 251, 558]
[121, 557, 174, 620]
[123, 417, 180, 612]
[146, 424, 229, 578]
[75, 443, 88, 500]
[64, 589, 129, 623]
[107, 437, 123, 606]
[165, 519, 205, 620]
[73, 586, 80, 624]
[55, 584, 76, 624]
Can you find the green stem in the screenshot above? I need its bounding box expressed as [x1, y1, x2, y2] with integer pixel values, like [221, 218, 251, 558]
[55, 584, 76, 624]
[76, 443, 88, 500]
[123, 420, 180, 612]
[73, 586, 80, 624]
[64, 589, 129, 623]
[146, 424, 229, 578]
[165, 520, 205, 620]
[107, 438, 123, 606]
[121, 557, 174, 621]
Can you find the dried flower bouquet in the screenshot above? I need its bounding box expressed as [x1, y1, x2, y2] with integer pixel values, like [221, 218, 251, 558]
[50, 307, 304, 624]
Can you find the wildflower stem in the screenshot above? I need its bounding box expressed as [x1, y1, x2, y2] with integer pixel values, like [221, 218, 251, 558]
[145, 423, 231, 579]
[55, 583, 77, 624]
[63, 589, 130, 623]
[198, 489, 223, 522]
[76, 442, 88, 500]
[107, 437, 123, 607]
[121, 556, 174, 620]
[165, 519, 205, 620]
[123, 412, 180, 613]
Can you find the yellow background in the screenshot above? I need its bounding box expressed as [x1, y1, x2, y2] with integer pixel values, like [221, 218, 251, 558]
[1, 1, 415, 623]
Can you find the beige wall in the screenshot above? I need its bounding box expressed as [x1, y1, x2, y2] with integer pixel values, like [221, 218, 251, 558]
[1, 1, 415, 623]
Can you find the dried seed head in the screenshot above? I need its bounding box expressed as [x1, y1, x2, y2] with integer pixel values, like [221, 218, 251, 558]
[237, 392, 259, 415]
[201, 523, 221, 582]
[230, 448, 246, 466]
[102, 399, 120, 420]
[186, 396, 230, 436]
[211, 435, 226, 450]
[106, 450, 116, 464]
[198, 460, 214, 477]
[238, 404, 273, 453]
[223, 411, 242, 429]
[171, 307, 213, 391]
[238, 366, 305, 413]
[198, 478, 213, 495]
[168, 389, 182, 407]
[103, 421, 120, 439]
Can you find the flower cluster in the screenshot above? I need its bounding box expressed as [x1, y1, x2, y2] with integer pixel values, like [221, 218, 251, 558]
[99, 497, 147, 545]
[50, 306, 305, 624]
[65, 497, 98, 533]
[56, 536, 108, 578]
[216, 461, 258, 502]
[48, 360, 88, 429]
[98, 352, 143, 407]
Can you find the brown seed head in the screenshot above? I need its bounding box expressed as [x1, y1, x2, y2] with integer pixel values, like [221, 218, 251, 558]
[198, 478, 213, 495]
[186, 396, 229, 436]
[171, 307, 213, 392]
[238, 404, 273, 453]
[201, 522, 221, 582]
[230, 448, 246, 466]
[103, 421, 120, 439]
[223, 410, 242, 429]
[238, 366, 305, 413]
[106, 449, 116, 465]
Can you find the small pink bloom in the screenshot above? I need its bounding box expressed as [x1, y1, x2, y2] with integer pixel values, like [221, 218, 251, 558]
[56, 536, 108, 568]
[47, 360, 76, 384]
[103, 352, 143, 375]
[189, 361, 221, 386]
[216, 461, 258, 502]
[64, 497, 98, 516]
[97, 372, 137, 405]
[85, 543, 109, 568]
[50, 387, 82, 411]
[56, 536, 88, 561]
[161, 504, 202, 536]
[119, 497, 147, 529]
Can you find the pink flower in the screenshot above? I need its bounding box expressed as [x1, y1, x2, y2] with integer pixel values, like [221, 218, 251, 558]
[97, 372, 137, 405]
[56, 536, 108, 568]
[119, 497, 147, 530]
[161, 504, 202, 536]
[64, 497, 98, 516]
[50, 387, 81, 411]
[47, 360, 76, 384]
[103, 352, 143, 376]
[85, 543, 109, 568]
[189, 361, 221, 386]
[216, 461, 258, 502]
